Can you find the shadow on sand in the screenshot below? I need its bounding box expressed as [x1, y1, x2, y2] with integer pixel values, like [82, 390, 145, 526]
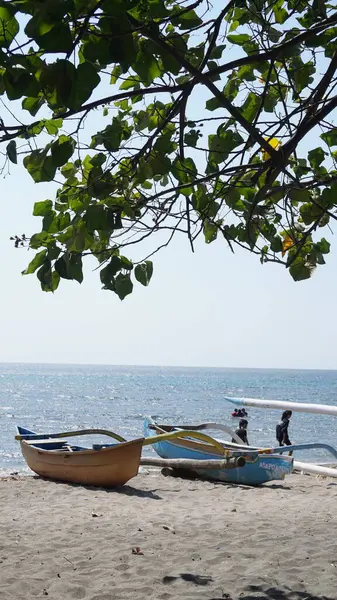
[163, 573, 213, 586]
[32, 475, 162, 499]
[210, 585, 334, 600]
[161, 577, 334, 600]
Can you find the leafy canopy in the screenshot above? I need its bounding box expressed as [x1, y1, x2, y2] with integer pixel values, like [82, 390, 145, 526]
[2, 0, 337, 297]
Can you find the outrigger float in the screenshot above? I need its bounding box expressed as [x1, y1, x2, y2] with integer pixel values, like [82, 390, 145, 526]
[226, 396, 337, 478]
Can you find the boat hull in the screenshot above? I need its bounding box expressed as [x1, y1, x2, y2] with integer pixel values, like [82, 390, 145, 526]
[19, 437, 143, 488]
[144, 418, 293, 485]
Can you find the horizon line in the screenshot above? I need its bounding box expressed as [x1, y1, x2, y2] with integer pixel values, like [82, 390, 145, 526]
[0, 360, 336, 372]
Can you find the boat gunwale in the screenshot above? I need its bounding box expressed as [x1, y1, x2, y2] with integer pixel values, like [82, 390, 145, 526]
[20, 436, 144, 457]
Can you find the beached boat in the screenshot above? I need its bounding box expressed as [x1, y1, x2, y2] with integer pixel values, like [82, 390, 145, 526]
[144, 417, 293, 485]
[226, 396, 337, 478]
[16, 426, 143, 488]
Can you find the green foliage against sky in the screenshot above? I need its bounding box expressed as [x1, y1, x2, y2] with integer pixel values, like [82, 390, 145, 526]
[1, 0, 337, 297]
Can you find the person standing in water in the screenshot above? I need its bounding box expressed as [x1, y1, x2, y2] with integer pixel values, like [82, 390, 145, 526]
[276, 410, 292, 446]
[232, 418, 249, 445]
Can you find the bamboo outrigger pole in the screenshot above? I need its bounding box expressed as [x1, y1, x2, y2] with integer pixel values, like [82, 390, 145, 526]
[225, 397, 337, 416]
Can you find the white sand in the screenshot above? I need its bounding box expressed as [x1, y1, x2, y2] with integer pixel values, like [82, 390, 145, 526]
[0, 472, 336, 600]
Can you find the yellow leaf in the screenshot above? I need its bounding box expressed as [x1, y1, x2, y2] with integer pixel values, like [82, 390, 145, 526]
[282, 234, 293, 257]
[261, 137, 281, 161]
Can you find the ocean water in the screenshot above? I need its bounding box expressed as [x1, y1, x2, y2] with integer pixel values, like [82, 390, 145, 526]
[1, 363, 337, 476]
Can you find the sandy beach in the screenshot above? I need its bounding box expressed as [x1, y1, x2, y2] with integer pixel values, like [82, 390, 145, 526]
[0, 471, 336, 600]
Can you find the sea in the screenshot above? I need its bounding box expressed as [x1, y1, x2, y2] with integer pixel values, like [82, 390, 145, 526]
[1, 363, 337, 476]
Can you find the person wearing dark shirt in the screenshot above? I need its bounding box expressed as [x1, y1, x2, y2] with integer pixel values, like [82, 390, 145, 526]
[276, 410, 292, 446]
[232, 419, 249, 445]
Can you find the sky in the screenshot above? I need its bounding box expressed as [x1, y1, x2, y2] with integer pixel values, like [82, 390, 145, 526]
[1, 162, 336, 370]
[0, 6, 336, 370]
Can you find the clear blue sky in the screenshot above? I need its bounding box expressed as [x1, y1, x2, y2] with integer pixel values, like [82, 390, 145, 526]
[0, 8, 336, 369]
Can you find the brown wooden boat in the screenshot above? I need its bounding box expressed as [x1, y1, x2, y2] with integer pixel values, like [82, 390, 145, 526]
[16, 427, 143, 488]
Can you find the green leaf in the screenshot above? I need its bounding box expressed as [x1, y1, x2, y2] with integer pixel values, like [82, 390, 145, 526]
[110, 64, 121, 84]
[6, 140, 17, 164]
[22, 250, 47, 275]
[153, 133, 176, 154]
[289, 259, 313, 281]
[55, 253, 83, 283]
[33, 199, 53, 217]
[37, 261, 60, 292]
[45, 118, 63, 135]
[172, 9, 202, 29]
[270, 236, 283, 252]
[120, 256, 133, 271]
[227, 34, 251, 45]
[33, 22, 73, 53]
[289, 188, 311, 203]
[315, 238, 330, 254]
[22, 96, 44, 116]
[238, 65, 256, 81]
[148, 151, 171, 176]
[4, 68, 40, 100]
[24, 150, 57, 182]
[224, 76, 240, 101]
[274, 5, 289, 23]
[209, 45, 226, 59]
[29, 231, 54, 249]
[293, 158, 310, 178]
[321, 128, 337, 147]
[300, 202, 323, 225]
[264, 88, 280, 113]
[184, 130, 200, 147]
[203, 219, 218, 243]
[114, 273, 133, 300]
[92, 119, 124, 152]
[0, 6, 19, 48]
[133, 49, 161, 85]
[289, 59, 315, 93]
[84, 204, 114, 231]
[241, 92, 260, 122]
[68, 62, 100, 111]
[307, 147, 326, 170]
[100, 256, 123, 290]
[208, 130, 243, 164]
[119, 75, 141, 90]
[134, 261, 153, 286]
[172, 157, 197, 184]
[51, 136, 75, 167]
[205, 96, 222, 112]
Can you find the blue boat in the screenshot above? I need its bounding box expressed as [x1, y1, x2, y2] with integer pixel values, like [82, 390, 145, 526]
[144, 417, 293, 485]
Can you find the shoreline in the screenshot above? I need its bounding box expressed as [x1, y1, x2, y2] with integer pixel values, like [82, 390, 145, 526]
[1, 472, 336, 600]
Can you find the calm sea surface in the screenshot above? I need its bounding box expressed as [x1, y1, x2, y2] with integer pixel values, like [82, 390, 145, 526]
[1, 363, 337, 475]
